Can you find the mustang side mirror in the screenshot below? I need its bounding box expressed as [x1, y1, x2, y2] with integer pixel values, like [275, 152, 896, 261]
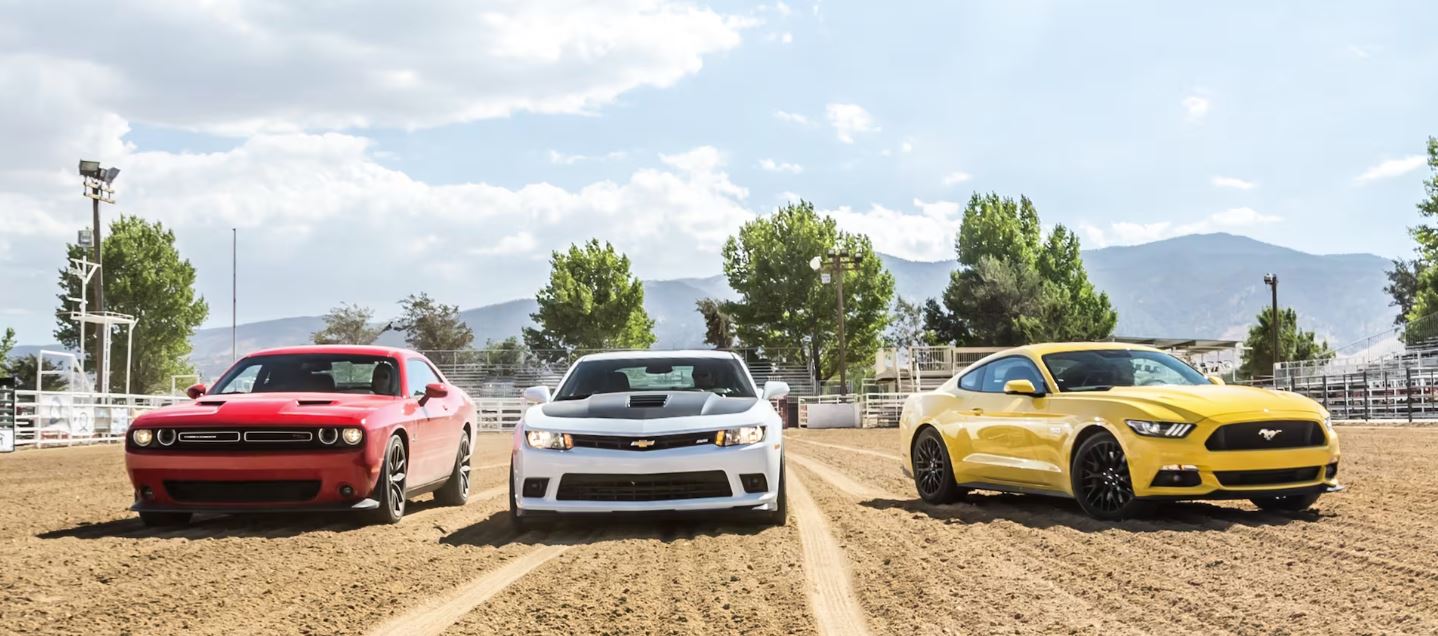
[762, 380, 790, 401]
[1207, 374, 1226, 386]
[1003, 379, 1044, 398]
[186, 383, 207, 400]
[419, 382, 448, 406]
[523, 385, 552, 404]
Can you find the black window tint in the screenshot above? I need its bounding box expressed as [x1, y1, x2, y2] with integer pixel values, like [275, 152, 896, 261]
[958, 367, 983, 392]
[978, 357, 1047, 394]
[405, 359, 441, 397]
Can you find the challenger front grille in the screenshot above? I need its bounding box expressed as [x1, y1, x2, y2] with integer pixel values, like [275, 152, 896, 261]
[1214, 466, 1321, 487]
[555, 471, 733, 501]
[129, 427, 343, 452]
[1205, 421, 1326, 451]
[164, 480, 321, 503]
[569, 431, 717, 451]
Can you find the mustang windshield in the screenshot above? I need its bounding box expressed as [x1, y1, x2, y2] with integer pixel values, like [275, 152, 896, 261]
[1042, 349, 1207, 392]
[555, 357, 756, 400]
[211, 354, 401, 395]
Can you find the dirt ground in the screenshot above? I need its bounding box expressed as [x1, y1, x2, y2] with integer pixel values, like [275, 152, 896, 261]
[1, 427, 1436, 635]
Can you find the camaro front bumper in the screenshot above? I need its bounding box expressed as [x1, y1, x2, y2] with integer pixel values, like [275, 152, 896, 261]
[513, 439, 782, 514]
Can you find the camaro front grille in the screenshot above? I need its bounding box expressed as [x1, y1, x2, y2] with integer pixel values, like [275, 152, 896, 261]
[555, 471, 733, 501]
[1214, 466, 1321, 487]
[1205, 421, 1326, 451]
[569, 431, 717, 451]
[163, 480, 321, 503]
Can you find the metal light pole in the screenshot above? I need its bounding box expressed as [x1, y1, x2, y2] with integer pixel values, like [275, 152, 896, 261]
[78, 160, 119, 315]
[1264, 273, 1280, 376]
[232, 228, 238, 362]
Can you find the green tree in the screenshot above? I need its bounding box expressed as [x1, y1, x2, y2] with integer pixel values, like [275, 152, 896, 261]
[722, 201, 895, 385]
[884, 296, 933, 348]
[925, 193, 1115, 345]
[1386, 258, 1422, 329]
[524, 240, 656, 355]
[0, 327, 15, 366]
[481, 336, 528, 366]
[53, 216, 208, 393]
[1240, 306, 1334, 379]
[396, 293, 474, 351]
[312, 303, 383, 345]
[695, 297, 736, 349]
[5, 354, 69, 391]
[1399, 137, 1438, 343]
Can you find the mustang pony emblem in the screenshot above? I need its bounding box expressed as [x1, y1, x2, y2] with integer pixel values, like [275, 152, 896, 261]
[1258, 428, 1282, 441]
[630, 439, 656, 448]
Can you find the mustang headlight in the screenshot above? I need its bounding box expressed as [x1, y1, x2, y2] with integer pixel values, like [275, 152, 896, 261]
[1322, 415, 1334, 432]
[131, 429, 153, 446]
[1124, 420, 1194, 438]
[526, 430, 573, 450]
[715, 425, 765, 447]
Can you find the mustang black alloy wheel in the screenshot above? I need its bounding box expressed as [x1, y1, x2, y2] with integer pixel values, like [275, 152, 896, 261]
[366, 434, 408, 525]
[434, 432, 471, 506]
[1072, 431, 1153, 520]
[912, 428, 967, 504]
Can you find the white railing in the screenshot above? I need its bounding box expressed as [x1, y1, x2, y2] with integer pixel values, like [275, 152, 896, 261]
[9, 390, 187, 450]
[860, 392, 907, 428]
[474, 398, 527, 430]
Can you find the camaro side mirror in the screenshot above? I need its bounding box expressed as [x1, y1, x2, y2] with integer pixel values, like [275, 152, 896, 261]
[1003, 379, 1044, 397]
[762, 380, 790, 400]
[523, 385, 552, 404]
[185, 383, 207, 400]
[1207, 374, 1226, 385]
[419, 382, 449, 406]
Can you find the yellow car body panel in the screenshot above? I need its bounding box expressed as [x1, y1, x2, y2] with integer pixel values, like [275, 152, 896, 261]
[898, 343, 1342, 500]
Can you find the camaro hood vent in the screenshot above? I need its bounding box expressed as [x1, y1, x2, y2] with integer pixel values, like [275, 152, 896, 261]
[627, 394, 669, 408]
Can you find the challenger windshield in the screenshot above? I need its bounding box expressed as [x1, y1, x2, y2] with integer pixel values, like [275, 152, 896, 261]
[211, 354, 401, 396]
[1042, 349, 1207, 392]
[555, 357, 756, 400]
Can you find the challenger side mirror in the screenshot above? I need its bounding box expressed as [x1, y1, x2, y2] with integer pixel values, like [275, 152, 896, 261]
[1003, 379, 1044, 397]
[762, 380, 790, 400]
[186, 383, 207, 400]
[523, 385, 552, 404]
[1207, 374, 1226, 385]
[419, 382, 448, 406]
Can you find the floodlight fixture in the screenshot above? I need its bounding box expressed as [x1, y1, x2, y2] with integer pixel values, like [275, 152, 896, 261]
[78, 160, 101, 177]
[102, 166, 121, 184]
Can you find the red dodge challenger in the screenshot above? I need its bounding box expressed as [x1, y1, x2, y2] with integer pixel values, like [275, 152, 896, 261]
[125, 345, 477, 526]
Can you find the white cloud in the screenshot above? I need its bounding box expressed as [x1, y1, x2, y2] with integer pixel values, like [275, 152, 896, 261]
[825, 103, 879, 143]
[1183, 95, 1211, 122]
[1346, 45, 1371, 59]
[942, 171, 973, 186]
[900, 140, 914, 154]
[758, 158, 803, 174]
[1081, 207, 1281, 248]
[774, 110, 812, 126]
[781, 32, 794, 44]
[1211, 175, 1256, 190]
[1355, 155, 1426, 184]
[774, 2, 793, 16]
[822, 198, 963, 261]
[548, 149, 627, 165]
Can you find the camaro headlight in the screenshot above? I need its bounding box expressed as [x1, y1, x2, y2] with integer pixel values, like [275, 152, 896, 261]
[341, 427, 364, 445]
[1125, 420, 1194, 438]
[131, 429, 153, 446]
[526, 430, 573, 450]
[715, 425, 765, 446]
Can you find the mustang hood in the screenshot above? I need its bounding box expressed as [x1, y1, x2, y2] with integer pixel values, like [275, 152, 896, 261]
[137, 392, 396, 425]
[526, 391, 766, 434]
[1087, 384, 1323, 421]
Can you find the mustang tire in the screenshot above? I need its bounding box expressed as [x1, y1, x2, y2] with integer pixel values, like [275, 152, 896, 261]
[365, 434, 408, 525]
[1251, 492, 1321, 512]
[139, 511, 192, 527]
[1072, 430, 1154, 521]
[433, 431, 471, 507]
[912, 427, 968, 504]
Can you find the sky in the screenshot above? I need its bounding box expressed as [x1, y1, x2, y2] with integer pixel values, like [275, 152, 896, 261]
[1, 1, 1436, 345]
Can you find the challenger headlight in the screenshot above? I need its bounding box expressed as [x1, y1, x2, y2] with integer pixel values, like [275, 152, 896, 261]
[131, 429, 153, 446]
[526, 430, 573, 450]
[341, 427, 364, 446]
[1124, 420, 1194, 438]
[715, 425, 765, 447]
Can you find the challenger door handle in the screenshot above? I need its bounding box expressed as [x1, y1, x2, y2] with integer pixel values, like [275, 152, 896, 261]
[970, 408, 984, 415]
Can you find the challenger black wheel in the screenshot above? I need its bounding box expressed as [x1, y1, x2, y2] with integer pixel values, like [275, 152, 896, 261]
[1251, 492, 1321, 512]
[912, 428, 967, 504]
[365, 435, 407, 525]
[1072, 431, 1153, 520]
[434, 431, 471, 507]
[138, 511, 191, 527]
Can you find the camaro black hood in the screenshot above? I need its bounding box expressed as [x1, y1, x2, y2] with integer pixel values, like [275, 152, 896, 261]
[541, 391, 758, 420]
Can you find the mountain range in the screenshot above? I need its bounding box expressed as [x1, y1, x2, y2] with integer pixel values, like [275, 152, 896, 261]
[21, 233, 1399, 379]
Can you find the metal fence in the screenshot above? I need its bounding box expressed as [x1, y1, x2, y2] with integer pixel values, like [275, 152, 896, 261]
[7, 390, 187, 450]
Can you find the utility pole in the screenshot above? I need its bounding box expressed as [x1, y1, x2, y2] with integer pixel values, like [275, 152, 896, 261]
[232, 228, 238, 362]
[811, 248, 859, 394]
[78, 160, 119, 315]
[1264, 273, 1280, 377]
[92, 197, 103, 314]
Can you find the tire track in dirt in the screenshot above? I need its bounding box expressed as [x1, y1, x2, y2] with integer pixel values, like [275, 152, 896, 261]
[788, 470, 874, 636]
[790, 438, 900, 462]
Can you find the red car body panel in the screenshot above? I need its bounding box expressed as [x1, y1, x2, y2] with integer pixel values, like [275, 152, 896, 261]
[124, 345, 476, 513]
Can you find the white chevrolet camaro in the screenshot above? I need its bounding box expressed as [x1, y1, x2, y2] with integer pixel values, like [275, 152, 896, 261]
[509, 350, 790, 528]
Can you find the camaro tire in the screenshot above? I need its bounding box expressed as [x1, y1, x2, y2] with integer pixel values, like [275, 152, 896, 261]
[760, 460, 787, 526]
[912, 427, 967, 504]
[1071, 430, 1153, 520]
[508, 461, 541, 531]
[433, 431, 471, 507]
[139, 511, 191, 527]
[365, 434, 408, 525]
[1251, 492, 1321, 512]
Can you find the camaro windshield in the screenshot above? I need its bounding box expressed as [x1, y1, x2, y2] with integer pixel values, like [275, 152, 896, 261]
[1041, 349, 1207, 392]
[211, 354, 400, 395]
[555, 357, 756, 400]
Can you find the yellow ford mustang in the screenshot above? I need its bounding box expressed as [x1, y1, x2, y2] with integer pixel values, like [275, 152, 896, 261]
[899, 343, 1343, 519]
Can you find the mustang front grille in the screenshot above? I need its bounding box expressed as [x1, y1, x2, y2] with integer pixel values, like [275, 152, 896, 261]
[569, 431, 717, 451]
[1214, 466, 1321, 487]
[1204, 421, 1326, 451]
[555, 471, 733, 501]
[163, 480, 321, 503]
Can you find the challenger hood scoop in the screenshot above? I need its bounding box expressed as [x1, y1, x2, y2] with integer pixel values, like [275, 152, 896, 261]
[541, 392, 757, 420]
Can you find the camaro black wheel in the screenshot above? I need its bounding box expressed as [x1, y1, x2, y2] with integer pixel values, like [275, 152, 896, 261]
[1072, 431, 1153, 520]
[434, 431, 471, 507]
[138, 511, 191, 527]
[760, 461, 787, 526]
[912, 428, 967, 504]
[1251, 492, 1321, 512]
[366, 435, 408, 525]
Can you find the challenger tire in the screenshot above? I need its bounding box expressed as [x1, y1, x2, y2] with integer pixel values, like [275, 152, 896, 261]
[365, 434, 408, 525]
[433, 431, 471, 507]
[1072, 430, 1154, 520]
[912, 427, 967, 504]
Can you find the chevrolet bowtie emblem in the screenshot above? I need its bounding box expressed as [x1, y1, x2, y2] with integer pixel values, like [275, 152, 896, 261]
[631, 439, 656, 448]
[1258, 428, 1281, 441]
